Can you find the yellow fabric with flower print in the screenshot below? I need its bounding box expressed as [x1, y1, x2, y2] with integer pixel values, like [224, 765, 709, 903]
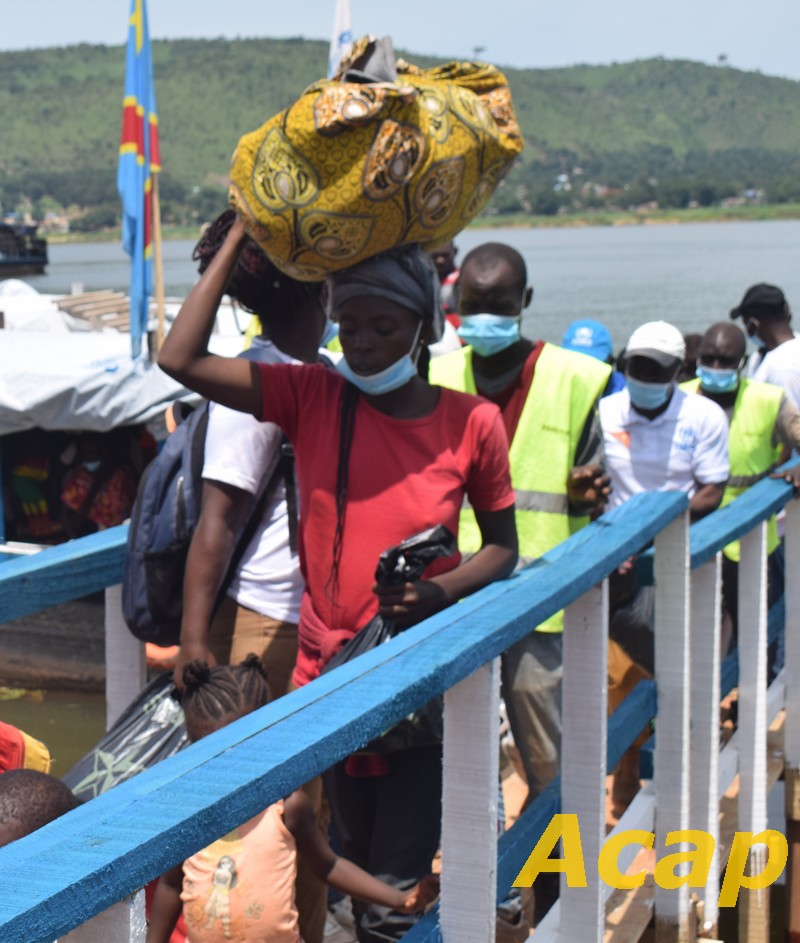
[229, 38, 524, 280]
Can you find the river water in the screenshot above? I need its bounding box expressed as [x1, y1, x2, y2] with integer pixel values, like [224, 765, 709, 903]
[7, 218, 800, 775]
[25, 218, 800, 349]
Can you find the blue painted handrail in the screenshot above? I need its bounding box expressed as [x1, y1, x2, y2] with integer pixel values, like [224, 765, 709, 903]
[0, 524, 127, 622]
[0, 491, 687, 942]
[0, 467, 795, 942]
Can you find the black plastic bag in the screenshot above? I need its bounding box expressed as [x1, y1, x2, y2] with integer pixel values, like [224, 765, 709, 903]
[322, 525, 458, 753]
[62, 673, 187, 801]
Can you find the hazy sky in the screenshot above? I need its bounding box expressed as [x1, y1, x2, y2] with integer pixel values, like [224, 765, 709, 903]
[4, 0, 800, 81]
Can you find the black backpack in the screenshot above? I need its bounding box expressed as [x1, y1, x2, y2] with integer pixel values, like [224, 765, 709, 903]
[121, 402, 294, 646]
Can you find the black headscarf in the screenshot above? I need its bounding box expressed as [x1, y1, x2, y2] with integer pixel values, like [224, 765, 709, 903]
[328, 244, 444, 341]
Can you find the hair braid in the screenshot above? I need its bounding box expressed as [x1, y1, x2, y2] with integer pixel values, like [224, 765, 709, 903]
[324, 382, 359, 606]
[193, 210, 320, 319]
[180, 656, 270, 740]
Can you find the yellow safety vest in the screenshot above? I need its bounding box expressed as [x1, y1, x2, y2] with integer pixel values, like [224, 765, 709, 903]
[682, 377, 783, 562]
[429, 343, 611, 631]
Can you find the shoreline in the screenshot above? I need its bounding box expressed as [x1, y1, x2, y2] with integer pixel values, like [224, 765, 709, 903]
[42, 203, 800, 245]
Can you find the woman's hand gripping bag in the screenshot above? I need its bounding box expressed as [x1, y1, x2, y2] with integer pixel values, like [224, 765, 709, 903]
[228, 36, 524, 280]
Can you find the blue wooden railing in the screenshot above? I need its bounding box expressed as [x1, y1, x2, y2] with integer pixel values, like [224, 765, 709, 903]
[0, 470, 796, 943]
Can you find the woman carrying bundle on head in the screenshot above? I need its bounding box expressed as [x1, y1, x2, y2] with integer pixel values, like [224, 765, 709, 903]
[158, 215, 517, 942]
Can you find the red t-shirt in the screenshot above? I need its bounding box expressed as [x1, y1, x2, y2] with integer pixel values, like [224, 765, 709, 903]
[478, 342, 545, 445]
[257, 364, 514, 683]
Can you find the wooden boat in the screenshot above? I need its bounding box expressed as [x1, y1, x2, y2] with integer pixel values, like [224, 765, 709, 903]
[0, 223, 48, 275]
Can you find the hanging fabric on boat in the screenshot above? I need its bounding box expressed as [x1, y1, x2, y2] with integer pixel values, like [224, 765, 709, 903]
[229, 35, 524, 280]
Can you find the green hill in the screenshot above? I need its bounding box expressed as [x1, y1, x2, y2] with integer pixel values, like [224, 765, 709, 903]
[2, 38, 799, 226]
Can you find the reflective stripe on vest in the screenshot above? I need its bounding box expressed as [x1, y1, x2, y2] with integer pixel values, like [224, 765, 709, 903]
[727, 470, 774, 489]
[682, 377, 783, 562]
[431, 343, 610, 631]
[463, 489, 570, 515]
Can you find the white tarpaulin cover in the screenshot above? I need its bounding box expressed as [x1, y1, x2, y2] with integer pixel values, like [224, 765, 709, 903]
[0, 330, 197, 435]
[0, 282, 253, 435]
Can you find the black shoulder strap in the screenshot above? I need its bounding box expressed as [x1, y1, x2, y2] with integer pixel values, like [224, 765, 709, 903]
[279, 439, 298, 554]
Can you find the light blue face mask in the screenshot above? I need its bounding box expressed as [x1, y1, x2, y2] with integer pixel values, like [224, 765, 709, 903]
[321, 318, 339, 347]
[335, 322, 423, 396]
[697, 365, 740, 394]
[457, 314, 521, 357]
[625, 375, 673, 411]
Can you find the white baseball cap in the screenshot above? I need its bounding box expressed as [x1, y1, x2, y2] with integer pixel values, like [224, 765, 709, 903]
[625, 320, 686, 368]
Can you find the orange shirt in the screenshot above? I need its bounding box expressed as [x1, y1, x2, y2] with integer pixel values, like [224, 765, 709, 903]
[181, 800, 299, 943]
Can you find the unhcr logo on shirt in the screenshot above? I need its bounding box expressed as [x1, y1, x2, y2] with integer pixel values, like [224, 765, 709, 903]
[676, 425, 698, 452]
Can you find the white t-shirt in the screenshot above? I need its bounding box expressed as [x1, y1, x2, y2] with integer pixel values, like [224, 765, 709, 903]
[747, 336, 800, 408]
[600, 387, 730, 510]
[202, 338, 303, 624]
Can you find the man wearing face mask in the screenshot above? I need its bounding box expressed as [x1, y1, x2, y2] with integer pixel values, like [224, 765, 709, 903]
[428, 243, 611, 827]
[731, 283, 800, 408]
[600, 320, 730, 518]
[681, 321, 800, 650]
[599, 320, 729, 814]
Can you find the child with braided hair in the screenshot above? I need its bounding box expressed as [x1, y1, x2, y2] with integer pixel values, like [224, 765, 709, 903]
[147, 656, 438, 943]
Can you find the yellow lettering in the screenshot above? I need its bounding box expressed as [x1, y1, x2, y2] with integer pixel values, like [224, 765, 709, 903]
[718, 830, 788, 907]
[654, 830, 715, 890]
[513, 813, 587, 888]
[597, 830, 654, 889]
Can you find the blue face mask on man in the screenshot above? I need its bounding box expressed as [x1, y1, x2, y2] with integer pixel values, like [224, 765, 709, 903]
[625, 375, 674, 411]
[335, 322, 423, 395]
[697, 365, 740, 394]
[457, 313, 521, 356]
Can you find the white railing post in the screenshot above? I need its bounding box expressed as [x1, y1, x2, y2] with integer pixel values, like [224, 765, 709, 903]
[560, 581, 608, 943]
[784, 499, 800, 940]
[59, 893, 146, 942]
[737, 521, 770, 943]
[104, 584, 146, 729]
[689, 555, 722, 936]
[440, 658, 500, 943]
[653, 511, 692, 943]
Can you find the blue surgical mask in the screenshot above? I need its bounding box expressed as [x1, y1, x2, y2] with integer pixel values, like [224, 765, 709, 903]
[457, 314, 521, 357]
[697, 365, 740, 394]
[335, 322, 423, 395]
[321, 318, 339, 347]
[625, 375, 673, 411]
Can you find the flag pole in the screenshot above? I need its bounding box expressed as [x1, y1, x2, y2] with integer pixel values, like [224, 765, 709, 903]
[328, 0, 353, 78]
[152, 173, 166, 353]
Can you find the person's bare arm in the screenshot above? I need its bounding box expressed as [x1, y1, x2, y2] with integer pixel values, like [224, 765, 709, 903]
[567, 463, 611, 513]
[158, 217, 262, 415]
[772, 464, 800, 494]
[689, 481, 726, 520]
[174, 480, 253, 686]
[774, 395, 800, 453]
[374, 504, 518, 626]
[284, 790, 439, 913]
[146, 864, 183, 943]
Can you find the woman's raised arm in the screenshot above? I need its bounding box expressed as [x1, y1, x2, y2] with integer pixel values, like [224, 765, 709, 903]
[158, 216, 262, 416]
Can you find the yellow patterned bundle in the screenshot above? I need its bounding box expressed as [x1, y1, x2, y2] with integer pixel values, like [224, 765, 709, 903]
[229, 43, 524, 280]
